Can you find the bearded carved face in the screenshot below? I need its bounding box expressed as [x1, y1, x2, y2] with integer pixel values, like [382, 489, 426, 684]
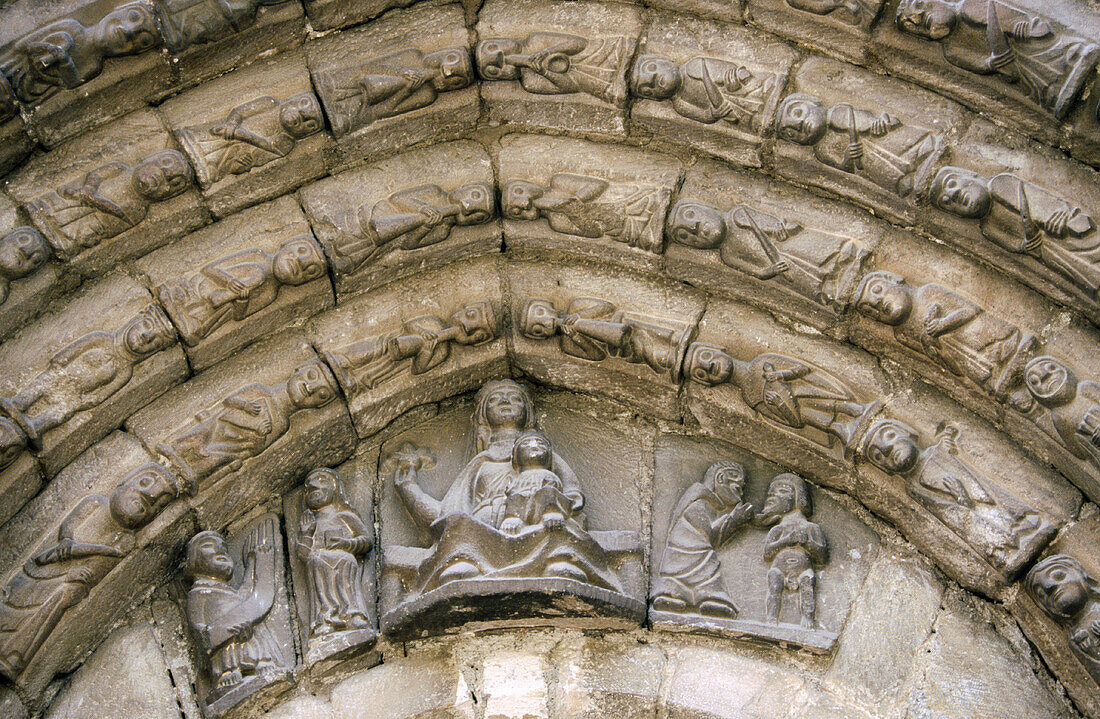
[188, 532, 234, 582]
[305, 468, 338, 511]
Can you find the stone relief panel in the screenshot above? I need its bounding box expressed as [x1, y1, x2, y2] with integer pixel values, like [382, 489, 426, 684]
[0, 91, 34, 177]
[137, 196, 333, 371]
[5, 110, 209, 278]
[377, 382, 647, 640]
[744, 0, 885, 64]
[310, 258, 506, 438]
[475, 0, 641, 135]
[666, 159, 878, 330]
[163, 51, 331, 218]
[631, 13, 795, 166]
[498, 135, 681, 271]
[183, 513, 295, 716]
[1026, 554, 1100, 686]
[650, 435, 879, 651]
[299, 141, 499, 299]
[152, 0, 292, 54]
[306, 4, 477, 170]
[774, 56, 963, 224]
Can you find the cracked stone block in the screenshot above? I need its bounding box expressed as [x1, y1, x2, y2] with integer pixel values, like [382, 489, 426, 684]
[552, 634, 665, 718]
[5, 110, 210, 278]
[299, 141, 500, 300]
[161, 49, 331, 218]
[774, 55, 965, 225]
[663, 647, 807, 719]
[126, 331, 356, 529]
[306, 3, 478, 172]
[633, 12, 795, 166]
[0, 273, 188, 478]
[329, 646, 475, 719]
[476, 0, 641, 136]
[498, 134, 682, 274]
[137, 195, 333, 371]
[744, 0, 884, 65]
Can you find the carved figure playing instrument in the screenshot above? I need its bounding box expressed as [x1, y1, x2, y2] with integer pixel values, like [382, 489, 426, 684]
[1025, 554, 1100, 684]
[630, 54, 775, 130]
[154, 0, 293, 53]
[1024, 355, 1100, 477]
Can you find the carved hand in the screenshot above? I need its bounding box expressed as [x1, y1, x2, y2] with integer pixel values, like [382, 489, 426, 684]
[1044, 208, 1070, 238]
[844, 142, 864, 164]
[769, 260, 790, 276]
[402, 68, 428, 90]
[54, 538, 75, 562]
[500, 517, 524, 535]
[228, 621, 253, 642]
[870, 114, 896, 136]
[728, 501, 754, 526]
[71, 566, 94, 585]
[227, 278, 248, 296]
[421, 206, 444, 226]
[923, 316, 946, 337]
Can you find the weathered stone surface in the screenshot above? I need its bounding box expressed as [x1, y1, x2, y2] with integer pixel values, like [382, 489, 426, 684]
[137, 195, 333, 370]
[479, 650, 550, 718]
[663, 646, 807, 719]
[161, 49, 330, 218]
[5, 110, 209, 277]
[745, 0, 884, 64]
[44, 622, 181, 719]
[551, 634, 665, 718]
[499, 135, 682, 273]
[0, 116, 35, 178]
[329, 645, 475, 719]
[126, 331, 355, 528]
[645, 0, 740, 23]
[633, 13, 795, 166]
[300, 0, 406, 33]
[0, 273, 187, 478]
[0, 453, 42, 534]
[310, 257, 505, 438]
[306, 3, 477, 171]
[476, 0, 640, 136]
[264, 696, 334, 719]
[1068, 76, 1100, 169]
[299, 141, 499, 299]
[775, 55, 964, 224]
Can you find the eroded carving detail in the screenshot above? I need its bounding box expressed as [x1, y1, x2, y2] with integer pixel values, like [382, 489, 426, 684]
[930, 167, 1099, 301]
[0, 463, 180, 680]
[25, 150, 194, 262]
[154, 236, 327, 345]
[630, 54, 776, 130]
[895, 0, 1099, 119]
[157, 359, 338, 485]
[503, 174, 670, 253]
[667, 199, 871, 312]
[785, 0, 880, 26]
[176, 94, 325, 188]
[477, 33, 632, 105]
[1026, 554, 1100, 685]
[0, 227, 51, 306]
[1025, 356, 1100, 476]
[0, 72, 18, 122]
[860, 419, 1056, 578]
[758, 473, 828, 629]
[153, 0, 290, 53]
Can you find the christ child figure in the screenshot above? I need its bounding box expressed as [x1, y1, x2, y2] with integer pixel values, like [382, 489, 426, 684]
[498, 430, 571, 535]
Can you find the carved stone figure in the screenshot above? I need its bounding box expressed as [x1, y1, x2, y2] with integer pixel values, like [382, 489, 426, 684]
[859, 418, 1056, 578]
[0, 227, 50, 306]
[503, 175, 670, 253]
[667, 199, 870, 312]
[784, 0, 878, 25]
[651, 461, 754, 618]
[1025, 554, 1100, 684]
[185, 515, 290, 711]
[855, 270, 1037, 403]
[176, 93, 325, 188]
[157, 359, 338, 485]
[315, 47, 474, 137]
[0, 2, 161, 105]
[629, 54, 775, 129]
[930, 167, 1099, 300]
[0, 305, 176, 458]
[332, 182, 496, 273]
[499, 430, 574, 536]
[684, 342, 882, 451]
[1024, 356, 1100, 476]
[0, 463, 179, 680]
[0, 72, 17, 122]
[296, 467, 375, 661]
[25, 150, 194, 261]
[895, 0, 1099, 119]
[477, 33, 631, 105]
[154, 237, 327, 345]
[776, 93, 943, 198]
[153, 0, 291, 53]
[324, 300, 497, 393]
[757, 473, 827, 629]
[519, 297, 693, 383]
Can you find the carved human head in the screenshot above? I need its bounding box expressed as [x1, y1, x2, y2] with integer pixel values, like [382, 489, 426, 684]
[512, 430, 553, 472]
[0, 227, 49, 302]
[278, 93, 324, 139]
[450, 183, 496, 225]
[109, 462, 176, 530]
[760, 473, 812, 523]
[1025, 356, 1078, 408]
[0, 417, 26, 470]
[684, 342, 734, 386]
[502, 181, 545, 221]
[667, 200, 727, 249]
[860, 419, 921, 475]
[121, 305, 176, 358]
[132, 150, 193, 201]
[304, 466, 344, 511]
[474, 379, 536, 449]
[1026, 554, 1097, 621]
[630, 54, 683, 101]
[703, 460, 745, 506]
[449, 299, 497, 345]
[186, 530, 234, 583]
[94, 1, 160, 56]
[519, 298, 561, 341]
[930, 167, 992, 219]
[424, 47, 475, 91]
[776, 94, 828, 146]
[273, 237, 326, 286]
[896, 0, 958, 40]
[855, 271, 913, 326]
[286, 360, 338, 409]
[476, 38, 524, 80]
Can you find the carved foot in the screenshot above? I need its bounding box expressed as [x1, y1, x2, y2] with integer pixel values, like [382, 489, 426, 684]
[651, 594, 689, 613]
[438, 560, 481, 584]
[698, 598, 739, 619]
[545, 560, 587, 582]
